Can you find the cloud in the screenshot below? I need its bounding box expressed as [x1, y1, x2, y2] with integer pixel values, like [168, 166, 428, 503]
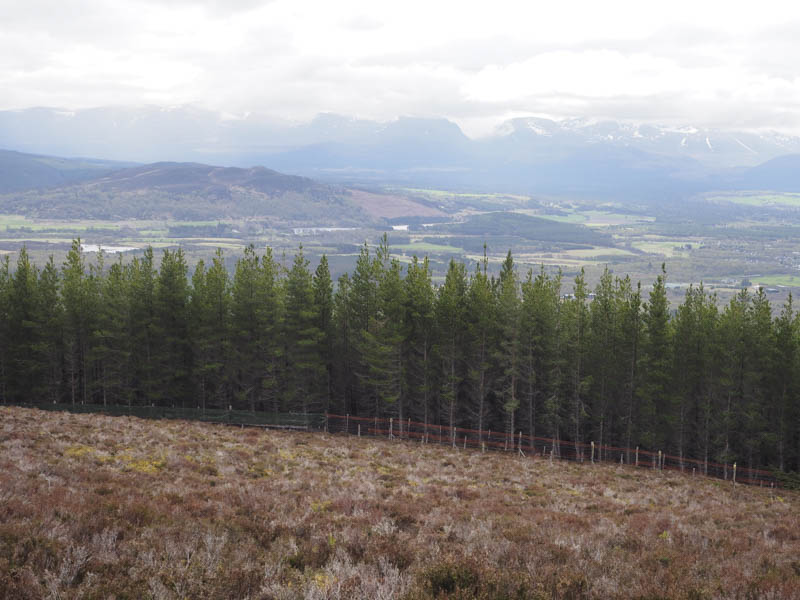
[1, 0, 800, 136]
[340, 15, 383, 31]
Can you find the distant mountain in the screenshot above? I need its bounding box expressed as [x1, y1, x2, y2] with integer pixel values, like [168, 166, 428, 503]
[3, 107, 800, 201]
[0, 159, 365, 223]
[728, 154, 800, 192]
[0, 154, 448, 224]
[492, 117, 800, 169]
[0, 149, 131, 193]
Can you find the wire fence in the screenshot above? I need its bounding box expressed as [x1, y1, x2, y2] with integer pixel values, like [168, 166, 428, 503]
[325, 414, 781, 488]
[6, 401, 779, 488]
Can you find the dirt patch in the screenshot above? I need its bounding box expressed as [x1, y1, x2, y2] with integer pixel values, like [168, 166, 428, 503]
[348, 189, 446, 219]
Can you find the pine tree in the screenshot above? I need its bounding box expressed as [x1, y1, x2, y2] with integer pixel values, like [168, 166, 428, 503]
[190, 248, 231, 413]
[313, 255, 334, 414]
[62, 240, 92, 405]
[617, 276, 642, 460]
[0, 255, 10, 403]
[640, 264, 672, 451]
[672, 285, 718, 466]
[332, 272, 354, 415]
[350, 242, 382, 415]
[561, 269, 590, 456]
[435, 258, 467, 437]
[716, 289, 750, 473]
[152, 248, 192, 407]
[6, 248, 43, 402]
[465, 253, 494, 434]
[520, 266, 561, 440]
[404, 256, 435, 427]
[586, 267, 619, 456]
[285, 246, 324, 414]
[771, 295, 797, 471]
[231, 245, 283, 411]
[92, 257, 132, 407]
[128, 247, 157, 405]
[493, 251, 521, 443]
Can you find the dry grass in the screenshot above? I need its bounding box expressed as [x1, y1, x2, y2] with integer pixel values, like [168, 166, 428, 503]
[1, 406, 799, 600]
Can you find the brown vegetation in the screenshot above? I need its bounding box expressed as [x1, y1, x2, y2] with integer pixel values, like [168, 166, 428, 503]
[348, 190, 445, 219]
[1, 406, 799, 599]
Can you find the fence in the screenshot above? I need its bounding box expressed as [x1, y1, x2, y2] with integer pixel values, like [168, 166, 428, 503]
[325, 414, 780, 488]
[8, 401, 779, 488]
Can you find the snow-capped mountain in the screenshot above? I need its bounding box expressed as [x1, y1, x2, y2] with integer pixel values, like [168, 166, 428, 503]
[2, 107, 800, 200]
[495, 117, 800, 168]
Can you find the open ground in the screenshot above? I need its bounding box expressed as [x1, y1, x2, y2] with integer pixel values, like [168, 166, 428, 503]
[1, 406, 798, 599]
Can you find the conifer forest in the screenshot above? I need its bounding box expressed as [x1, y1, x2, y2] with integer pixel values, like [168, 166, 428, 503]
[1, 238, 798, 475]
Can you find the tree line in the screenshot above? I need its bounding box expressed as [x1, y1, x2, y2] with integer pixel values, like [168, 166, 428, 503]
[0, 238, 798, 474]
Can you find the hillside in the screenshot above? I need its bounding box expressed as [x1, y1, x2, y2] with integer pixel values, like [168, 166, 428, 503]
[731, 154, 800, 192]
[5, 108, 800, 202]
[0, 160, 372, 224]
[0, 149, 129, 193]
[440, 211, 614, 246]
[1, 406, 798, 599]
[0, 154, 451, 224]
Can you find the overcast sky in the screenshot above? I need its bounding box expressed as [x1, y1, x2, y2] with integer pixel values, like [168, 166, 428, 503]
[2, 0, 800, 137]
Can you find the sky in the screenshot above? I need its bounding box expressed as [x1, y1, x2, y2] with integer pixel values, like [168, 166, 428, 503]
[2, 0, 800, 137]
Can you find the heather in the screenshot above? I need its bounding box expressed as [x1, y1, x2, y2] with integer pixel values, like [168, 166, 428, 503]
[1, 406, 799, 599]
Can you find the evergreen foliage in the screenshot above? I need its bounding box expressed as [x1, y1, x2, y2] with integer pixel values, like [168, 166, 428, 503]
[2, 241, 799, 473]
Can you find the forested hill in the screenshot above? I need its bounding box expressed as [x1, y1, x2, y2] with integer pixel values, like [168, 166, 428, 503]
[0, 160, 372, 223]
[1, 240, 798, 476]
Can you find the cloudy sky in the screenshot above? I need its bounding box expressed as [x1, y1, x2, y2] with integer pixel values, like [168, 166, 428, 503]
[2, 0, 800, 136]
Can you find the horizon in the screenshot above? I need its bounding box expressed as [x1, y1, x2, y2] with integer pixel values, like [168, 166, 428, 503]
[3, 1, 800, 137]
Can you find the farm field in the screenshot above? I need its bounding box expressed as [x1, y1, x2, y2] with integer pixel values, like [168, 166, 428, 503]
[1, 406, 798, 599]
[706, 192, 800, 207]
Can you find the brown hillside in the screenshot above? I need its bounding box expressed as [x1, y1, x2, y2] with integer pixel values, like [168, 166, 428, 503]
[1, 406, 798, 599]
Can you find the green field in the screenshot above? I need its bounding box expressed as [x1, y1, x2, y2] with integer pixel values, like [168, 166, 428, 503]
[708, 193, 800, 207]
[532, 209, 654, 226]
[751, 275, 800, 287]
[631, 240, 695, 257]
[393, 242, 464, 254]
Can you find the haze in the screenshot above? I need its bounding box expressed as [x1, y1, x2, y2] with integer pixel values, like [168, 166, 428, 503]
[2, 0, 800, 136]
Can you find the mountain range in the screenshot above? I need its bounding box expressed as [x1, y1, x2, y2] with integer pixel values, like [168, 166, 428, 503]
[1, 106, 800, 209]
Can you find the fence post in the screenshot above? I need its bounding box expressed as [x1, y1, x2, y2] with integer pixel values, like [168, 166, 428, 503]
[346, 413, 349, 434]
[635, 446, 639, 467]
[408, 418, 411, 439]
[390, 418, 393, 439]
[518, 431, 523, 457]
[591, 441, 595, 464]
[657, 451, 661, 470]
[463, 435, 467, 450]
[358, 424, 361, 437]
[733, 462, 737, 486]
[620, 453, 623, 465]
